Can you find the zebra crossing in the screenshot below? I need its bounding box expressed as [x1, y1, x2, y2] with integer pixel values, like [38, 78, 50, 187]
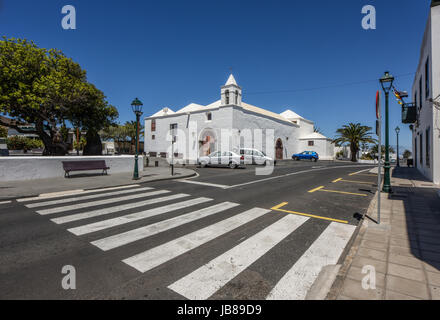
[21, 184, 356, 300]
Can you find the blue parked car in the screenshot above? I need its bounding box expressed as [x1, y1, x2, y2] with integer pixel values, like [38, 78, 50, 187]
[292, 151, 319, 162]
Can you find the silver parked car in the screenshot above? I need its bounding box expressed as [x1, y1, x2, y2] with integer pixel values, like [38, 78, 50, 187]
[239, 148, 275, 166]
[198, 151, 244, 169]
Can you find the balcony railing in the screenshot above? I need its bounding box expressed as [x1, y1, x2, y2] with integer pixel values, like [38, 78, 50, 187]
[402, 103, 417, 123]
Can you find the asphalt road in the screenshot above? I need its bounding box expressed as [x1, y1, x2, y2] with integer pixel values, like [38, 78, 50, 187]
[0, 160, 379, 300]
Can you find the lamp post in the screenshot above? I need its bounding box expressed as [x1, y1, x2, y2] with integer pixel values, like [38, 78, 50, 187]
[379, 71, 394, 193]
[395, 126, 400, 167]
[131, 98, 143, 180]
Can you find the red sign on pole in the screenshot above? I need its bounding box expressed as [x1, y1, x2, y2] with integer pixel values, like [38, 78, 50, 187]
[376, 90, 380, 119]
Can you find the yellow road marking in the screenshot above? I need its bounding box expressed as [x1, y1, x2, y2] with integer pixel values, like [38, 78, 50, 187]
[308, 186, 324, 193]
[341, 179, 375, 185]
[333, 178, 374, 185]
[271, 202, 288, 210]
[316, 189, 367, 196]
[270, 202, 349, 224]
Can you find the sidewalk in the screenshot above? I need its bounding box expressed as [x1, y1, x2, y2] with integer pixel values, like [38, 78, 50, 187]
[328, 167, 440, 300]
[0, 167, 196, 200]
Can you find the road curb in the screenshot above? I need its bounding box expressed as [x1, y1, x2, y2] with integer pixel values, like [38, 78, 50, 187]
[324, 190, 378, 300]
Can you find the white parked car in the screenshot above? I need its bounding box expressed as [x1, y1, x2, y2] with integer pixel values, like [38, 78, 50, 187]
[198, 151, 244, 169]
[238, 148, 275, 166]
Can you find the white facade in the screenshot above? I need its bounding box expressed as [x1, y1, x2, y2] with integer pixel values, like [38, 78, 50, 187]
[410, 1, 440, 185]
[144, 74, 334, 162]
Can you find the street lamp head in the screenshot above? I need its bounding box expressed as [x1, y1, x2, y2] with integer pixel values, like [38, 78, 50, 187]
[395, 126, 400, 134]
[131, 97, 143, 115]
[380, 71, 395, 93]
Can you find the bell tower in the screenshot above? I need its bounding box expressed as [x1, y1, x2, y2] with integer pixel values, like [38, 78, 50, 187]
[221, 74, 242, 107]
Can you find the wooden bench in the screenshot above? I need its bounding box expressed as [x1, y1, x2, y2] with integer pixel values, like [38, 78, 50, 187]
[62, 160, 110, 178]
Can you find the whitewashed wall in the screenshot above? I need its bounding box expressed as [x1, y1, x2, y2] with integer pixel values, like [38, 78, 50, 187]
[299, 139, 335, 160]
[411, 4, 440, 184]
[232, 106, 301, 159]
[0, 155, 143, 182]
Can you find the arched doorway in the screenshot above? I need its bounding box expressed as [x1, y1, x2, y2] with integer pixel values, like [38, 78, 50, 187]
[199, 129, 217, 156]
[275, 138, 283, 160]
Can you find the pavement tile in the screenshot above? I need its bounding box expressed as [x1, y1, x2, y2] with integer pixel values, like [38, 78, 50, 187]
[418, 242, 440, 254]
[426, 271, 440, 286]
[385, 290, 422, 300]
[419, 235, 440, 245]
[421, 251, 440, 263]
[336, 295, 355, 300]
[345, 266, 385, 288]
[351, 256, 387, 274]
[357, 247, 387, 261]
[423, 261, 440, 273]
[386, 275, 429, 299]
[360, 239, 387, 252]
[389, 245, 420, 257]
[341, 278, 383, 300]
[387, 263, 426, 282]
[388, 252, 422, 269]
[430, 285, 440, 300]
[389, 237, 418, 249]
[363, 233, 388, 243]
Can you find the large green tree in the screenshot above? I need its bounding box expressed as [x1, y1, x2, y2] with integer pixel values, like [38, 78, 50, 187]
[333, 123, 376, 162]
[0, 37, 118, 155]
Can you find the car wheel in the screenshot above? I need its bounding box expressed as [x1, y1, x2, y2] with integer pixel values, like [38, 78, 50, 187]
[313, 158, 318, 162]
[229, 162, 237, 169]
[201, 162, 207, 168]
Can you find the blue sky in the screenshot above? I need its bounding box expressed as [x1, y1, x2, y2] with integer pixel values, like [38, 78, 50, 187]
[0, 0, 432, 149]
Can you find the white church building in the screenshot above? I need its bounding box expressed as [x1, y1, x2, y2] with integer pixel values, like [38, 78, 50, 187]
[144, 74, 334, 162]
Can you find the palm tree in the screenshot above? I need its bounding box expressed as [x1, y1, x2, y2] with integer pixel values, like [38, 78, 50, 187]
[313, 126, 323, 134]
[333, 123, 376, 162]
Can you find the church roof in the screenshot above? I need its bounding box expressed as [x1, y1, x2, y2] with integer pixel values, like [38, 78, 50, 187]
[151, 107, 175, 117]
[299, 132, 330, 140]
[280, 109, 304, 120]
[242, 102, 294, 124]
[225, 74, 238, 86]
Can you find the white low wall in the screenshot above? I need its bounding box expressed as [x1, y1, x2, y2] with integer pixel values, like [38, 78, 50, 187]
[0, 155, 143, 182]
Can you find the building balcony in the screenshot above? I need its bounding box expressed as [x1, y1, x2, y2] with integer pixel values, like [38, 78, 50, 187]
[402, 103, 417, 123]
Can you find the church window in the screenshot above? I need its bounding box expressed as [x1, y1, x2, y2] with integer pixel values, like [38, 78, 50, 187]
[235, 90, 238, 104]
[308, 141, 314, 146]
[151, 119, 156, 132]
[225, 90, 230, 104]
[206, 112, 212, 121]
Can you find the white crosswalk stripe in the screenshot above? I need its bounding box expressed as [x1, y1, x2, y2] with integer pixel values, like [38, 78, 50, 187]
[68, 197, 213, 236]
[37, 189, 171, 215]
[122, 207, 270, 273]
[168, 214, 309, 299]
[51, 191, 181, 224]
[266, 222, 356, 300]
[91, 201, 240, 251]
[17, 184, 140, 202]
[25, 186, 154, 208]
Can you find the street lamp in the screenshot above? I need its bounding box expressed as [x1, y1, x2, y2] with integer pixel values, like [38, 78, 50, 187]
[395, 126, 400, 167]
[131, 97, 143, 180]
[379, 71, 394, 193]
